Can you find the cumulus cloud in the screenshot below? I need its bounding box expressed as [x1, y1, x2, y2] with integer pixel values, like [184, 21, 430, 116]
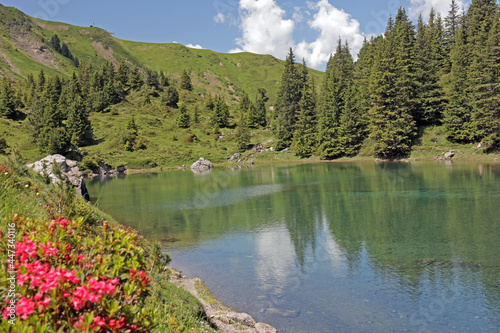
[296, 0, 365, 68]
[229, 0, 295, 60]
[186, 43, 204, 49]
[409, 0, 468, 20]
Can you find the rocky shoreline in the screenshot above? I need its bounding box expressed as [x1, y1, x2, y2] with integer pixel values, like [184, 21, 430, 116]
[166, 267, 277, 333]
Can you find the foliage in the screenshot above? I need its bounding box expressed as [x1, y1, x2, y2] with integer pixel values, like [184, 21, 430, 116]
[176, 105, 190, 128]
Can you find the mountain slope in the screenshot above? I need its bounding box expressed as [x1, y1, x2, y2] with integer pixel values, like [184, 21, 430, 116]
[0, 5, 323, 104]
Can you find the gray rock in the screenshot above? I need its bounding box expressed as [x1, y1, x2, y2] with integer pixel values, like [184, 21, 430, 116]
[444, 151, 455, 159]
[227, 312, 256, 328]
[27, 154, 89, 201]
[190, 158, 214, 172]
[116, 165, 127, 173]
[255, 323, 278, 333]
[230, 153, 241, 161]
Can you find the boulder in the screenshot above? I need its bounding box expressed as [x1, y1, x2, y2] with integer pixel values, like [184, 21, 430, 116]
[230, 153, 241, 161]
[190, 158, 214, 172]
[444, 151, 455, 159]
[116, 165, 127, 173]
[255, 323, 278, 333]
[27, 154, 89, 201]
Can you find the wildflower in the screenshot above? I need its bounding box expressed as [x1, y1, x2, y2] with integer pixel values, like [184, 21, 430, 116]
[39, 241, 57, 256]
[16, 297, 35, 320]
[25, 184, 29, 188]
[38, 297, 51, 308]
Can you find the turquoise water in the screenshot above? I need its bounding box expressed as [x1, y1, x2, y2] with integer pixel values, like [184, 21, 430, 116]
[87, 162, 500, 332]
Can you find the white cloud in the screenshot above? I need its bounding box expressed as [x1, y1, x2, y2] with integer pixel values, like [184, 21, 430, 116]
[409, 0, 467, 20]
[230, 0, 295, 59]
[214, 12, 226, 23]
[186, 43, 204, 49]
[296, 0, 365, 68]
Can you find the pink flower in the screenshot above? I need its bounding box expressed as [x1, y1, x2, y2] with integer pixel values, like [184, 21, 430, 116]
[16, 297, 35, 320]
[72, 297, 85, 311]
[39, 241, 57, 256]
[38, 297, 51, 308]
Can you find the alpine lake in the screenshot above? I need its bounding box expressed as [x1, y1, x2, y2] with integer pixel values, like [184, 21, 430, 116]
[87, 161, 500, 333]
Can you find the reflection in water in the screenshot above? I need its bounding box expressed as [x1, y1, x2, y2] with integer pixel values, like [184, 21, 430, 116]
[87, 162, 500, 332]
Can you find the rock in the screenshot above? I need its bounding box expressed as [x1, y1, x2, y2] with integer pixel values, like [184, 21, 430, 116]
[190, 158, 214, 172]
[27, 154, 89, 201]
[230, 153, 241, 161]
[444, 151, 455, 159]
[227, 312, 256, 328]
[116, 165, 127, 173]
[255, 323, 278, 333]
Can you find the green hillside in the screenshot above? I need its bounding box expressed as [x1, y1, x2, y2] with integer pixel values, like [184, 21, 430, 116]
[0, 5, 322, 104]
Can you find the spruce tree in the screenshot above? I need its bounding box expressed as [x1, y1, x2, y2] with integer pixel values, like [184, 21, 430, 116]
[273, 48, 304, 150]
[368, 11, 416, 159]
[66, 95, 93, 150]
[235, 112, 251, 153]
[317, 41, 356, 159]
[253, 88, 268, 128]
[211, 95, 229, 128]
[0, 78, 16, 118]
[176, 105, 191, 128]
[291, 77, 317, 157]
[128, 65, 143, 91]
[180, 70, 193, 91]
[414, 10, 447, 125]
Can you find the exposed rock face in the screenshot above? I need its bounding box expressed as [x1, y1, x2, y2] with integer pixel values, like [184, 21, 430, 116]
[190, 157, 214, 173]
[444, 151, 455, 159]
[27, 154, 89, 201]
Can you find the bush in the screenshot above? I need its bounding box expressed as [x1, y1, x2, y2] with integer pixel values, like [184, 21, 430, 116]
[0, 215, 163, 331]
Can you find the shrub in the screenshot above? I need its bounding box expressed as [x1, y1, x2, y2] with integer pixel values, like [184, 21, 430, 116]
[0, 215, 163, 331]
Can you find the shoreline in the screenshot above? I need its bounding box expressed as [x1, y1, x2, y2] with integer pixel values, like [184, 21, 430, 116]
[166, 266, 277, 333]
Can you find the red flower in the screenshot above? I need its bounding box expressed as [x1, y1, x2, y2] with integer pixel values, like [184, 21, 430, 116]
[16, 297, 35, 320]
[39, 241, 57, 256]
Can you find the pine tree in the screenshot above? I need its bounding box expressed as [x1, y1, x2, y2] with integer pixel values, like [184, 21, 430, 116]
[444, 0, 462, 51]
[211, 95, 229, 128]
[291, 77, 317, 157]
[252, 88, 268, 128]
[50, 34, 61, 53]
[176, 105, 191, 128]
[443, 27, 474, 142]
[128, 65, 143, 91]
[470, 19, 500, 150]
[414, 10, 447, 125]
[235, 112, 251, 153]
[273, 48, 304, 150]
[317, 40, 356, 159]
[0, 78, 16, 118]
[66, 95, 93, 150]
[180, 70, 193, 91]
[163, 86, 179, 107]
[116, 60, 130, 87]
[368, 10, 416, 159]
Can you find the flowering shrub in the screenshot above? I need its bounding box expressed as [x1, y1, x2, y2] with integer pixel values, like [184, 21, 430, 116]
[0, 215, 159, 332]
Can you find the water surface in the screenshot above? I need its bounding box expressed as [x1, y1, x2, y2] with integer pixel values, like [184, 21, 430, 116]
[87, 162, 500, 332]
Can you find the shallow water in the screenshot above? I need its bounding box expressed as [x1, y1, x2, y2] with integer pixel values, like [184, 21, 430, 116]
[87, 161, 500, 332]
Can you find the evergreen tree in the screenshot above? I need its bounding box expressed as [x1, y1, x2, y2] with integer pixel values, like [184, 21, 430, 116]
[128, 65, 143, 91]
[116, 60, 130, 87]
[368, 10, 417, 159]
[291, 77, 317, 157]
[211, 95, 229, 128]
[66, 95, 93, 150]
[163, 86, 179, 107]
[0, 135, 8, 155]
[273, 48, 304, 150]
[444, 0, 462, 51]
[176, 105, 191, 128]
[50, 34, 61, 53]
[443, 27, 474, 142]
[192, 104, 200, 124]
[470, 19, 500, 149]
[180, 70, 193, 91]
[0, 78, 16, 118]
[317, 40, 356, 159]
[235, 112, 251, 153]
[252, 88, 268, 128]
[414, 10, 447, 125]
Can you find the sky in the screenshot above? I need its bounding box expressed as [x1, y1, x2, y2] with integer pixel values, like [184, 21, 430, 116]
[2, 0, 471, 70]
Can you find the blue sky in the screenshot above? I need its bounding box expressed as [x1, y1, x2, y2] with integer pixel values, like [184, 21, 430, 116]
[2, 0, 470, 69]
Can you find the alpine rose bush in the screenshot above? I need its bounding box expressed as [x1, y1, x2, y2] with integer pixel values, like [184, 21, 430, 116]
[0, 215, 157, 332]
